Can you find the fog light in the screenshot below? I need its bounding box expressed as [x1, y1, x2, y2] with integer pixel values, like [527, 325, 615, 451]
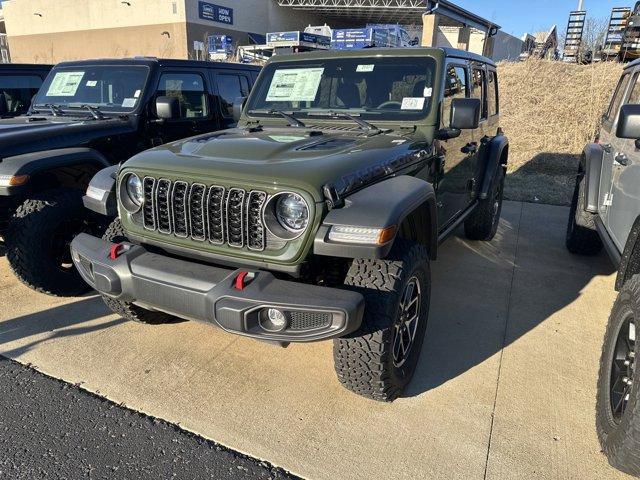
[260, 308, 288, 332]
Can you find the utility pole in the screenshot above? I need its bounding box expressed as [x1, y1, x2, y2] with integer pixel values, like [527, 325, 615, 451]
[578, 0, 584, 11]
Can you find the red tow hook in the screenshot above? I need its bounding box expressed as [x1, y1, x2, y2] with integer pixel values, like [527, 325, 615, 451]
[109, 243, 127, 260]
[234, 271, 251, 291]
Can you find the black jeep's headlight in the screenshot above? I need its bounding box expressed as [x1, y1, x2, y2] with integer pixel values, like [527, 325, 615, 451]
[275, 193, 309, 232]
[119, 173, 143, 213]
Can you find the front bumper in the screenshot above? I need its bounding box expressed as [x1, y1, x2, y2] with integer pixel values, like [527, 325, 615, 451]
[70, 233, 364, 342]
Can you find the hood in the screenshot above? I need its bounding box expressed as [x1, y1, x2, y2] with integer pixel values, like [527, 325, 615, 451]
[122, 126, 430, 202]
[0, 114, 134, 159]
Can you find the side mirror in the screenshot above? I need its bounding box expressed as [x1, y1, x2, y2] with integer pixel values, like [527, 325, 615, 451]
[450, 97, 481, 130]
[156, 96, 180, 120]
[232, 96, 247, 123]
[617, 104, 640, 139]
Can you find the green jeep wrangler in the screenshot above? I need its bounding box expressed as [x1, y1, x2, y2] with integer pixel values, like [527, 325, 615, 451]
[70, 47, 508, 401]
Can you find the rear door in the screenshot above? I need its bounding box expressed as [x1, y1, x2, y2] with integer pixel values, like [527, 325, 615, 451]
[212, 69, 252, 129]
[153, 68, 218, 143]
[599, 71, 633, 242]
[607, 69, 640, 250]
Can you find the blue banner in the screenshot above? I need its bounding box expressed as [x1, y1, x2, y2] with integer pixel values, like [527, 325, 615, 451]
[198, 2, 233, 25]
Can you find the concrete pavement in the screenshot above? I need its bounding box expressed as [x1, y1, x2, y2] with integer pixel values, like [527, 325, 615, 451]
[0, 201, 631, 479]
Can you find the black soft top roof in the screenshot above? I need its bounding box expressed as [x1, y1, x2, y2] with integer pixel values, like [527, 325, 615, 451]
[53, 58, 260, 71]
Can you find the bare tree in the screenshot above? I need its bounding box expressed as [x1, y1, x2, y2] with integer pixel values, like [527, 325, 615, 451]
[582, 16, 609, 52]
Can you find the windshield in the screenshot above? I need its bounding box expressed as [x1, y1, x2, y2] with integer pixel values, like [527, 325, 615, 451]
[33, 65, 149, 112]
[247, 56, 436, 121]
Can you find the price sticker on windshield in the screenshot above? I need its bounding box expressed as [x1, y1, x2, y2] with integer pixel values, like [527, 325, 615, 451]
[266, 68, 324, 102]
[46, 71, 85, 96]
[401, 97, 426, 110]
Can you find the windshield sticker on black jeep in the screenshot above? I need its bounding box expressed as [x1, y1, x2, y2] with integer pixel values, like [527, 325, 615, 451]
[401, 97, 426, 110]
[356, 64, 375, 72]
[266, 68, 324, 102]
[47, 71, 85, 96]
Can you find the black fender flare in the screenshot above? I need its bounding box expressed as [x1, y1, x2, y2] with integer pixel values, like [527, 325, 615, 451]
[0, 147, 110, 196]
[83, 165, 119, 217]
[616, 215, 640, 290]
[313, 175, 438, 260]
[580, 143, 604, 213]
[479, 133, 509, 200]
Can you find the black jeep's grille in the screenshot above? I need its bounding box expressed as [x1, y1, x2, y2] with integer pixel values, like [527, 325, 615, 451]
[141, 177, 268, 251]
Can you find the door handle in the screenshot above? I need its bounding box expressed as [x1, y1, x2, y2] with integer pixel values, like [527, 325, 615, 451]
[614, 152, 629, 166]
[461, 142, 478, 154]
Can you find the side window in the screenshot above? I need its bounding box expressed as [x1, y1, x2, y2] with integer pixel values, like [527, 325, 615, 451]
[606, 74, 631, 122]
[487, 70, 498, 117]
[157, 72, 208, 119]
[217, 73, 250, 117]
[442, 65, 468, 127]
[471, 67, 486, 119]
[0, 75, 42, 114]
[627, 74, 640, 105]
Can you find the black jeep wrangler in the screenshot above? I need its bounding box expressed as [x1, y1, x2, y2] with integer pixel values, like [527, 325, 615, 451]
[0, 57, 259, 296]
[0, 63, 51, 118]
[71, 48, 508, 401]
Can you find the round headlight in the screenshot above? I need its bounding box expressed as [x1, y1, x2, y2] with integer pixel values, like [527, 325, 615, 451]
[275, 193, 309, 232]
[126, 174, 143, 207]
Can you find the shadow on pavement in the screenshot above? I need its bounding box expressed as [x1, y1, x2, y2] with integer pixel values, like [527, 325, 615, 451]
[0, 295, 124, 358]
[404, 202, 615, 397]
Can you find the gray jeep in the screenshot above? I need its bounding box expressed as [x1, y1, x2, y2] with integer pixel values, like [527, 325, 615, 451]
[566, 58, 640, 474]
[71, 47, 508, 401]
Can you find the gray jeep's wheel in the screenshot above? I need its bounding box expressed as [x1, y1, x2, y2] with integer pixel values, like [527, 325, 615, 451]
[597, 274, 640, 476]
[333, 239, 431, 402]
[101, 219, 176, 325]
[6, 188, 92, 297]
[566, 171, 603, 255]
[464, 166, 505, 241]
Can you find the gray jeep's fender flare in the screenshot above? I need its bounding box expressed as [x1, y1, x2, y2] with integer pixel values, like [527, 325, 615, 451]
[0, 147, 110, 196]
[580, 143, 604, 213]
[479, 132, 509, 200]
[313, 175, 438, 261]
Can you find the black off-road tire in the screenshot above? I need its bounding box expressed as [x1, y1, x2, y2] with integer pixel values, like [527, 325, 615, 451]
[464, 166, 506, 241]
[566, 172, 603, 255]
[596, 274, 640, 476]
[6, 188, 92, 296]
[333, 239, 431, 402]
[101, 219, 175, 325]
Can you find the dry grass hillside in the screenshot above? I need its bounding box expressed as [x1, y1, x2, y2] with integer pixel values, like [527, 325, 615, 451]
[498, 59, 622, 205]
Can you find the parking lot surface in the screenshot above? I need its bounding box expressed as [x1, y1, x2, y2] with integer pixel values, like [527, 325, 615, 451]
[0, 201, 632, 479]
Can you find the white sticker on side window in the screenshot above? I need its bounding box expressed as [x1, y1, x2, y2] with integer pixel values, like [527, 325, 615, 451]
[356, 64, 375, 72]
[266, 68, 324, 102]
[401, 97, 426, 110]
[46, 71, 85, 96]
[122, 98, 137, 108]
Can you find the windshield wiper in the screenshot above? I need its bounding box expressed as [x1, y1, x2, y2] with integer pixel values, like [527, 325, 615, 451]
[33, 103, 65, 117]
[78, 104, 105, 120]
[248, 109, 306, 128]
[307, 110, 382, 134]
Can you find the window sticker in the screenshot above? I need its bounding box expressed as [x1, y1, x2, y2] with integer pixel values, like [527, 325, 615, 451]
[423, 87, 433, 97]
[134, 89, 141, 98]
[46, 71, 85, 96]
[356, 64, 375, 73]
[86, 80, 98, 87]
[122, 98, 137, 108]
[266, 68, 324, 102]
[401, 97, 426, 110]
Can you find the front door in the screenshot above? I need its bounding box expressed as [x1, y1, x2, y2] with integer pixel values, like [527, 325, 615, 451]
[152, 69, 218, 144]
[436, 63, 480, 227]
[607, 71, 640, 250]
[599, 71, 633, 245]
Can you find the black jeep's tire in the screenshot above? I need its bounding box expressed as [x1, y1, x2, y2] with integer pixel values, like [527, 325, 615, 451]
[6, 188, 92, 296]
[464, 166, 505, 241]
[333, 239, 431, 402]
[597, 274, 640, 476]
[566, 172, 603, 255]
[100, 219, 175, 325]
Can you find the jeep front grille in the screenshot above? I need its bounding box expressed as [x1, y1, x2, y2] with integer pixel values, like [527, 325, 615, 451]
[142, 177, 268, 251]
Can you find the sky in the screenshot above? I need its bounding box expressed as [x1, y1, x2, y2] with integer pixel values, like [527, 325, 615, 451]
[454, 0, 629, 37]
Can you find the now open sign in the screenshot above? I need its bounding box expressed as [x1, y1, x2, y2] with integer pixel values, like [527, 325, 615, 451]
[198, 1, 234, 25]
